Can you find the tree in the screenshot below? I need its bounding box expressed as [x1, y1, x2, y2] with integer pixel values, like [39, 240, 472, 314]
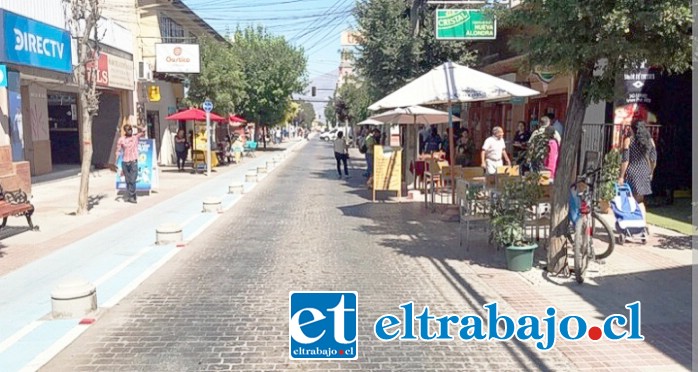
[501, 0, 691, 273]
[336, 76, 371, 126]
[324, 97, 337, 127]
[231, 26, 307, 148]
[354, 0, 477, 102]
[184, 36, 246, 114]
[68, 0, 101, 215]
[295, 102, 316, 128]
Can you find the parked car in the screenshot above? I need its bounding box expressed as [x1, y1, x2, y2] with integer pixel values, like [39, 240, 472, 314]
[319, 128, 339, 141]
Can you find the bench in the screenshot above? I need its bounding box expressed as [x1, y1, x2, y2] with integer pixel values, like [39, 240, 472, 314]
[0, 185, 37, 231]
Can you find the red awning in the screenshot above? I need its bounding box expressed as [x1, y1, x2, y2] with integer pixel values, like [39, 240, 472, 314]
[166, 108, 226, 122]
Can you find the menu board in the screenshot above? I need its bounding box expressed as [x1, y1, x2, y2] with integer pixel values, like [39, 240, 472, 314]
[372, 146, 402, 202]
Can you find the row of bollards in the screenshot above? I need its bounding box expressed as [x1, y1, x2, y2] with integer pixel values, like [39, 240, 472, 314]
[50, 153, 292, 320]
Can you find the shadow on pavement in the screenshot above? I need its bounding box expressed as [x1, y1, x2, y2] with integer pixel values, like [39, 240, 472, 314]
[0, 226, 33, 242]
[551, 265, 691, 368]
[337, 201, 562, 371]
[654, 233, 691, 250]
[338, 200, 691, 369]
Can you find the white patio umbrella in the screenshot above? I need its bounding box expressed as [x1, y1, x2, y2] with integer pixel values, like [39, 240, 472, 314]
[370, 106, 461, 125]
[368, 61, 540, 202]
[356, 118, 383, 126]
[368, 61, 540, 110]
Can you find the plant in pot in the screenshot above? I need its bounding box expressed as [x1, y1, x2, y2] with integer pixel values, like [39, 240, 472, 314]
[490, 173, 543, 271]
[597, 149, 621, 214]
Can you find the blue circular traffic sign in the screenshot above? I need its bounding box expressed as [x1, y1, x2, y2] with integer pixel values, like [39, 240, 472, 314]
[203, 99, 213, 113]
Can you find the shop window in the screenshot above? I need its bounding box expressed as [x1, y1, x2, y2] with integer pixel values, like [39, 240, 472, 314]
[159, 15, 185, 43]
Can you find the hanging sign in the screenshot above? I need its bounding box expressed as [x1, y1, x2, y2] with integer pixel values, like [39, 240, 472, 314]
[436, 10, 496, 40]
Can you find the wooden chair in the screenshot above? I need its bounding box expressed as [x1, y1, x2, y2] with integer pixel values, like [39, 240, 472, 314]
[461, 167, 484, 181]
[496, 165, 520, 176]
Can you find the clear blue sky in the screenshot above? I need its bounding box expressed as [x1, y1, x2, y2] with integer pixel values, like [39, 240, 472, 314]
[183, 0, 355, 83]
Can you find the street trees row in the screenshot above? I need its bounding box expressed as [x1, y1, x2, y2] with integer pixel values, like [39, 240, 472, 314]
[186, 26, 307, 147]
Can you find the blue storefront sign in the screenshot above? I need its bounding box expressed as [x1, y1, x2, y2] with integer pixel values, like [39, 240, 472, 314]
[0, 64, 7, 88]
[0, 10, 72, 74]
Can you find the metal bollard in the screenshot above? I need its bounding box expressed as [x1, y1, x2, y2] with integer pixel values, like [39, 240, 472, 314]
[156, 223, 183, 245]
[51, 278, 97, 319]
[245, 171, 258, 183]
[228, 182, 244, 194]
[202, 197, 222, 213]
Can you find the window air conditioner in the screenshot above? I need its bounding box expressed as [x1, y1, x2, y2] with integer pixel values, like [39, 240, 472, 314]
[138, 62, 153, 81]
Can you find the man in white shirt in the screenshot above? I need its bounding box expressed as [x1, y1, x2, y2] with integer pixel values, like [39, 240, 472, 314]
[333, 131, 349, 179]
[480, 126, 511, 175]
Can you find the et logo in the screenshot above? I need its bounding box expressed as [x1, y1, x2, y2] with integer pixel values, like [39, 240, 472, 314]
[289, 292, 358, 360]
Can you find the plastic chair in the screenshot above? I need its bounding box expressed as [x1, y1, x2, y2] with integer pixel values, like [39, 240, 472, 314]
[458, 181, 494, 250]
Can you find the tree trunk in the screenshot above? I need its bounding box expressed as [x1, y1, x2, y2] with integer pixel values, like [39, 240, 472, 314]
[546, 69, 593, 273]
[74, 1, 100, 215]
[76, 94, 94, 215]
[262, 124, 267, 149]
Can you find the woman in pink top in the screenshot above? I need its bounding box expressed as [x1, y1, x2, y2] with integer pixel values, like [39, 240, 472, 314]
[543, 126, 559, 180]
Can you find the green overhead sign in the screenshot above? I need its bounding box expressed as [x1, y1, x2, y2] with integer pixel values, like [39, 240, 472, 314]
[436, 10, 496, 40]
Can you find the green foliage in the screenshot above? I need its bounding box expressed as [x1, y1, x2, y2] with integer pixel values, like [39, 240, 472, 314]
[354, 0, 477, 103]
[500, 0, 692, 103]
[324, 97, 337, 126]
[490, 173, 542, 247]
[525, 131, 550, 168]
[598, 149, 622, 202]
[184, 36, 246, 114]
[295, 102, 316, 127]
[184, 37, 247, 115]
[335, 76, 372, 125]
[231, 26, 308, 127]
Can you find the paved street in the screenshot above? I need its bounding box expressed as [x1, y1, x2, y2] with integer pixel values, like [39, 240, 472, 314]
[41, 139, 691, 371]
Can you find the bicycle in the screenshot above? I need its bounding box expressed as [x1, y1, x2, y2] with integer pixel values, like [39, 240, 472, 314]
[565, 167, 615, 284]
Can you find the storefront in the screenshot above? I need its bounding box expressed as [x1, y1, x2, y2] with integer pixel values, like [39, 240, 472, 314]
[86, 47, 135, 166]
[0, 9, 73, 191]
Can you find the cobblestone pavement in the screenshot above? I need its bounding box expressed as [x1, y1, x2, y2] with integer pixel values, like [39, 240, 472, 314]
[41, 139, 690, 371]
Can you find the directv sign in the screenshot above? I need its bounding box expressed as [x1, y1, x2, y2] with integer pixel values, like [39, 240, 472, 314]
[0, 10, 72, 74]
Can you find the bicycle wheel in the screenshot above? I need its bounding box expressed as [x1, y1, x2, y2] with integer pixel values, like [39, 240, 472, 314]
[573, 216, 589, 284]
[591, 211, 615, 259]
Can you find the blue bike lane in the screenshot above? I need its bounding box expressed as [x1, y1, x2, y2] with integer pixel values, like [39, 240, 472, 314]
[0, 140, 305, 371]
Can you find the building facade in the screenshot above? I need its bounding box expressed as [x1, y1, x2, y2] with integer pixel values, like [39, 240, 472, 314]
[122, 0, 226, 166]
[0, 1, 135, 194]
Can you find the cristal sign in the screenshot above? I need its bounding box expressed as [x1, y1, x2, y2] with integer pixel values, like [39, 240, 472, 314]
[436, 10, 496, 40]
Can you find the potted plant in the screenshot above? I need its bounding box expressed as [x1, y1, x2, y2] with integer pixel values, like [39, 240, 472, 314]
[490, 173, 543, 271]
[597, 149, 621, 213]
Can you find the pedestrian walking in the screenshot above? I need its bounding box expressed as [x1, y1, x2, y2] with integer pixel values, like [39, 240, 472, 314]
[174, 129, 189, 172]
[618, 120, 657, 231]
[333, 131, 349, 179]
[115, 124, 146, 203]
[480, 126, 511, 175]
